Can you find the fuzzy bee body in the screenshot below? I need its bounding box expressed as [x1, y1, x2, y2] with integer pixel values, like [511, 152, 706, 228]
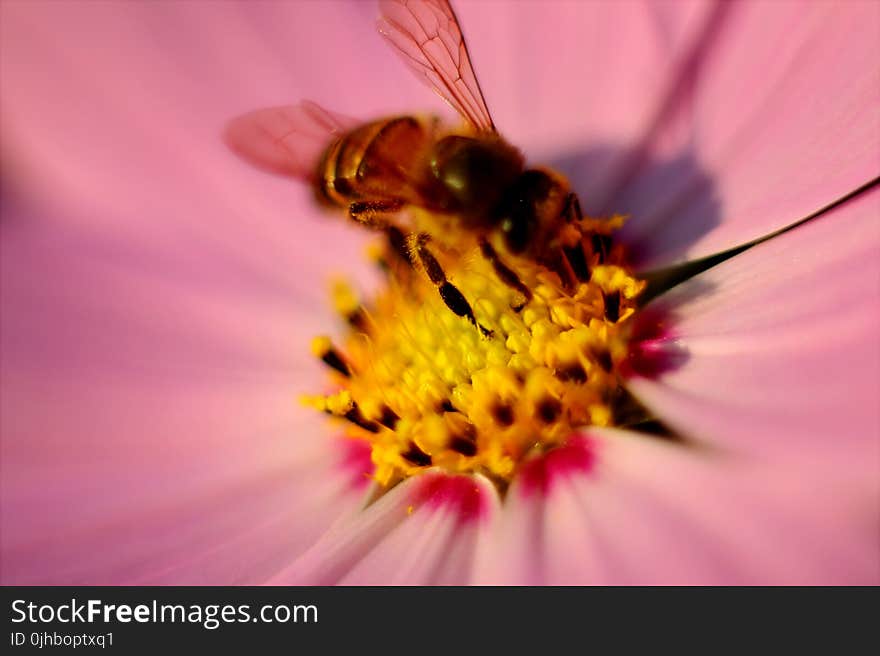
[225, 0, 593, 326]
[315, 114, 576, 262]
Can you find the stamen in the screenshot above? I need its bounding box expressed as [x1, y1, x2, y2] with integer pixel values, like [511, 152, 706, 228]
[307, 213, 644, 487]
[402, 442, 433, 466]
[536, 397, 562, 424]
[438, 399, 458, 413]
[590, 233, 612, 263]
[491, 402, 515, 427]
[563, 243, 590, 282]
[311, 336, 351, 377]
[449, 435, 478, 456]
[344, 403, 381, 434]
[378, 405, 400, 430]
[603, 290, 621, 323]
[556, 363, 588, 383]
[594, 349, 613, 373]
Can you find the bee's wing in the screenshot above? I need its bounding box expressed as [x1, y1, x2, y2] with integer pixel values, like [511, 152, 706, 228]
[378, 0, 495, 133]
[223, 101, 358, 180]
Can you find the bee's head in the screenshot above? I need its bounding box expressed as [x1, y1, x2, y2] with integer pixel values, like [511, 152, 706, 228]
[495, 169, 569, 254]
[428, 135, 523, 219]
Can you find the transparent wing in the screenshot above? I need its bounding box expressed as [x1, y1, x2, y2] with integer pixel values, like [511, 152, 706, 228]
[378, 0, 495, 132]
[223, 101, 358, 180]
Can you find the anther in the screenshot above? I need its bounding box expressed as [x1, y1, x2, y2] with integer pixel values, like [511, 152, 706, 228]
[347, 308, 368, 332]
[438, 399, 458, 413]
[591, 234, 612, 264]
[536, 397, 562, 424]
[445, 413, 477, 455]
[332, 282, 370, 333]
[401, 442, 432, 466]
[449, 436, 478, 456]
[594, 350, 613, 373]
[378, 405, 400, 430]
[563, 243, 590, 282]
[603, 290, 621, 323]
[556, 363, 588, 383]
[491, 402, 515, 427]
[343, 403, 381, 434]
[311, 336, 351, 377]
[447, 414, 477, 456]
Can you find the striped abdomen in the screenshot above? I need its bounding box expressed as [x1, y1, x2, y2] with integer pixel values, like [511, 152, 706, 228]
[315, 116, 431, 208]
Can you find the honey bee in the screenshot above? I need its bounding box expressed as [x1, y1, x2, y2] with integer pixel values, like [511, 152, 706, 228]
[225, 0, 593, 331]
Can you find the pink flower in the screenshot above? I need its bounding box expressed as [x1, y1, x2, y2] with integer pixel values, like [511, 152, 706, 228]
[1, 0, 877, 585]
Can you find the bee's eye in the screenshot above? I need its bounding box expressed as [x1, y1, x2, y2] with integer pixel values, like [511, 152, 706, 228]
[498, 170, 555, 253]
[430, 136, 521, 216]
[501, 214, 533, 253]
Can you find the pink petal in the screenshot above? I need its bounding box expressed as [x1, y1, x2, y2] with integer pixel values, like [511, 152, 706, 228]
[473, 437, 597, 585]
[271, 471, 500, 585]
[456, 0, 712, 174]
[5, 0, 874, 588]
[0, 0, 402, 250]
[0, 0, 706, 585]
[474, 432, 879, 585]
[625, 186, 880, 479]
[611, 0, 880, 268]
[2, 388, 372, 585]
[0, 0, 715, 233]
[0, 202, 380, 583]
[0, 1, 394, 583]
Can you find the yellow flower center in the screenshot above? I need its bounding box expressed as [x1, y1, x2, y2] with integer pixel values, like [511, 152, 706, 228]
[305, 214, 644, 489]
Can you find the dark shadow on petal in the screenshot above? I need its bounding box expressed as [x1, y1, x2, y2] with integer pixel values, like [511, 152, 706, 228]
[618, 277, 716, 382]
[609, 386, 688, 445]
[550, 143, 724, 387]
[550, 143, 722, 270]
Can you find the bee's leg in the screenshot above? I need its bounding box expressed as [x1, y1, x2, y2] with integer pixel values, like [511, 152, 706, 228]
[348, 199, 415, 286]
[542, 248, 580, 292]
[561, 192, 582, 223]
[562, 243, 591, 283]
[371, 225, 423, 292]
[412, 234, 492, 337]
[561, 190, 614, 271]
[590, 233, 612, 264]
[558, 192, 592, 282]
[385, 225, 414, 267]
[478, 238, 532, 311]
[347, 199, 405, 229]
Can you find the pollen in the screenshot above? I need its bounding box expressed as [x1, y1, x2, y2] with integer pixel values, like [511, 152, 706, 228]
[305, 215, 644, 489]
